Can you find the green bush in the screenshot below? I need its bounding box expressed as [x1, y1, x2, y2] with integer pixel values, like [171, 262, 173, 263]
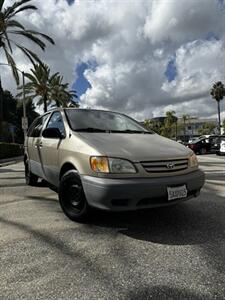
[0, 143, 23, 159]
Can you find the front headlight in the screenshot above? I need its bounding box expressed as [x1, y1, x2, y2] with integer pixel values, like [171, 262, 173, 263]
[90, 156, 137, 174]
[189, 153, 198, 168]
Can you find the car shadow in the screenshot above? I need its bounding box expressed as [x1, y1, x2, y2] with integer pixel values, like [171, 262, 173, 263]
[86, 194, 225, 247]
[125, 285, 213, 300]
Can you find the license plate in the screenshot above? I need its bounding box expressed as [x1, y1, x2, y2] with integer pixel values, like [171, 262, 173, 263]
[167, 185, 187, 201]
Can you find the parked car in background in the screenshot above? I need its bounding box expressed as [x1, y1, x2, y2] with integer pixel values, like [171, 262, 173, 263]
[187, 135, 225, 154]
[24, 108, 205, 222]
[209, 135, 222, 153]
[217, 137, 225, 156]
[188, 136, 205, 143]
[187, 138, 211, 154]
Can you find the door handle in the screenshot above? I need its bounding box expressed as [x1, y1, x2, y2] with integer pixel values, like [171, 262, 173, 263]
[35, 142, 42, 148]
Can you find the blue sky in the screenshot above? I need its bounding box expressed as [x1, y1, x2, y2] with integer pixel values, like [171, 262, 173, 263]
[73, 63, 91, 98]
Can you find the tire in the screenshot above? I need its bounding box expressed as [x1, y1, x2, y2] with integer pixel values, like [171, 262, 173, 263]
[25, 160, 38, 186]
[58, 170, 90, 222]
[199, 148, 207, 155]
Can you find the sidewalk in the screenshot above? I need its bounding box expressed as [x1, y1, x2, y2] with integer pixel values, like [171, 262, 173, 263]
[0, 156, 23, 167]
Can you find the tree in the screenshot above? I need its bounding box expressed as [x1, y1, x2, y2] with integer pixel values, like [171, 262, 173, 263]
[17, 64, 51, 112]
[0, 0, 54, 84]
[182, 114, 190, 140]
[18, 64, 78, 112]
[222, 119, 225, 134]
[198, 122, 216, 135]
[210, 81, 225, 135]
[0, 85, 38, 142]
[162, 111, 177, 139]
[144, 119, 162, 134]
[0, 84, 17, 140]
[49, 73, 79, 108]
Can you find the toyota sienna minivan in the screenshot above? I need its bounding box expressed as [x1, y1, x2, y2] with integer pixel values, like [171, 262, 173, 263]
[24, 108, 205, 222]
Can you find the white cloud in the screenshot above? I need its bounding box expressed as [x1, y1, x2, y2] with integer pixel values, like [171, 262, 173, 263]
[1, 0, 225, 121]
[144, 0, 224, 44]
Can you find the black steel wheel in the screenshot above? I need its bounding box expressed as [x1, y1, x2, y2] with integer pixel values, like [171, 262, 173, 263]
[25, 160, 38, 186]
[59, 170, 90, 222]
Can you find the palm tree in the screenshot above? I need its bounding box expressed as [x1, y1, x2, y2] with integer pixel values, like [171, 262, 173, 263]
[210, 81, 225, 135]
[49, 74, 79, 108]
[0, 0, 54, 84]
[17, 63, 51, 112]
[165, 110, 176, 125]
[182, 114, 190, 140]
[164, 111, 177, 139]
[17, 64, 78, 112]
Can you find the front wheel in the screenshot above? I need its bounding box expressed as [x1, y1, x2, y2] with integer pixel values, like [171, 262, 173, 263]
[58, 170, 90, 222]
[25, 160, 38, 186]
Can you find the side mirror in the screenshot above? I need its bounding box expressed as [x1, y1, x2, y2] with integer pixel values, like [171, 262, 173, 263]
[42, 127, 63, 139]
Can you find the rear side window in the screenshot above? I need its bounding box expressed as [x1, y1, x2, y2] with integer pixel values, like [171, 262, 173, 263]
[28, 114, 50, 137]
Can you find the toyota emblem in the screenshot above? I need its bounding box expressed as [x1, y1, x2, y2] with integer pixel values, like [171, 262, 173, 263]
[167, 162, 174, 169]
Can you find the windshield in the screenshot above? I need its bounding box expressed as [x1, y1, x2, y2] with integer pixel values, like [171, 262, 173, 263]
[65, 109, 153, 133]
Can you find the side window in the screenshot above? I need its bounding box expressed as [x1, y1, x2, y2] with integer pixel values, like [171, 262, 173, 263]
[28, 114, 50, 138]
[46, 112, 65, 136]
[27, 118, 39, 137]
[30, 117, 43, 138]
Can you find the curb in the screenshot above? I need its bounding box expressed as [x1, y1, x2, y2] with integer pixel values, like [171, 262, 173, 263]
[0, 156, 23, 167]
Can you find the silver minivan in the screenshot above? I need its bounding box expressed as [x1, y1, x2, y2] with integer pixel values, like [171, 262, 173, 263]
[24, 108, 205, 222]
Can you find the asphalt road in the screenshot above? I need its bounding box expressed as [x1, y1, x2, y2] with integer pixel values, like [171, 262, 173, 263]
[0, 155, 225, 300]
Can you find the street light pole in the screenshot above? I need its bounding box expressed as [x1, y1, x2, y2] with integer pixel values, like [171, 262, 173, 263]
[22, 71, 27, 141]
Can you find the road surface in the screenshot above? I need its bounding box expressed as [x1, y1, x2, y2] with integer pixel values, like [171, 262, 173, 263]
[0, 155, 225, 299]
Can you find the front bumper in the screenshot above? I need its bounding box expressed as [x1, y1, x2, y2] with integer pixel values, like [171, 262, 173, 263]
[81, 170, 205, 211]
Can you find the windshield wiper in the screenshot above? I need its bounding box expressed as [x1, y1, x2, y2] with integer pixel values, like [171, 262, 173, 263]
[74, 127, 111, 133]
[112, 129, 153, 134]
[74, 128, 153, 134]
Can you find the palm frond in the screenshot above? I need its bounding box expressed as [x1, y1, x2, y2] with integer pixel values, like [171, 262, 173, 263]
[24, 72, 38, 84]
[4, 0, 30, 17]
[6, 20, 25, 30]
[4, 1, 35, 19]
[10, 30, 46, 50]
[2, 45, 19, 84]
[0, 0, 5, 11]
[2, 31, 13, 52]
[11, 4, 37, 16]
[16, 44, 43, 65]
[26, 30, 55, 45]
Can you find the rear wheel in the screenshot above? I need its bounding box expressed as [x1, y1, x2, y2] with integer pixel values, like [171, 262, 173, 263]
[25, 160, 38, 186]
[59, 170, 90, 222]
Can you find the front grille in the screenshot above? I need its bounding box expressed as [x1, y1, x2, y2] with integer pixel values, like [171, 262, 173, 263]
[140, 158, 188, 173]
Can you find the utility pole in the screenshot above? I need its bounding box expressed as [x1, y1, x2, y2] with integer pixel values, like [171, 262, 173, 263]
[22, 71, 28, 141]
[0, 77, 4, 138]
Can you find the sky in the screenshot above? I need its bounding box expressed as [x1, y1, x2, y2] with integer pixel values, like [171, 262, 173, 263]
[1, 0, 225, 121]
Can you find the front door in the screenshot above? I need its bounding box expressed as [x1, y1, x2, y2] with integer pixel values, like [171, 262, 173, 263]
[39, 111, 66, 186]
[27, 114, 50, 178]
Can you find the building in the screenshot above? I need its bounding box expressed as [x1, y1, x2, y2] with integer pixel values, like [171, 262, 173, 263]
[177, 117, 219, 139]
[141, 116, 219, 141]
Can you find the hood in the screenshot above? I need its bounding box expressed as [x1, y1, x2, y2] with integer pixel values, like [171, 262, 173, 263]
[76, 132, 192, 161]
